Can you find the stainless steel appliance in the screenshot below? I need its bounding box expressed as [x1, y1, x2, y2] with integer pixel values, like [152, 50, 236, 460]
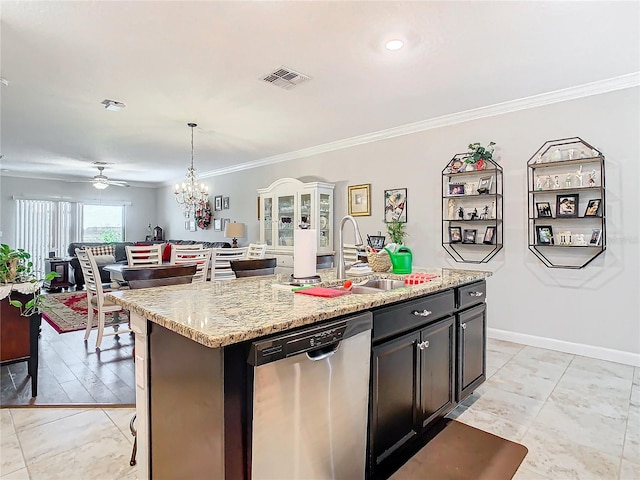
[248, 312, 373, 479]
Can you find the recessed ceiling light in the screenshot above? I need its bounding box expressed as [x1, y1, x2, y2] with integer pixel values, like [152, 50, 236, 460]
[385, 39, 404, 51]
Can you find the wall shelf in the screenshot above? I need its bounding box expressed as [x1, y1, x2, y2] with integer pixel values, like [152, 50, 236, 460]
[527, 137, 606, 269]
[442, 153, 503, 264]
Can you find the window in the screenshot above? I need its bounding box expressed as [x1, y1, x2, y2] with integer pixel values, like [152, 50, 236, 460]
[82, 204, 125, 242]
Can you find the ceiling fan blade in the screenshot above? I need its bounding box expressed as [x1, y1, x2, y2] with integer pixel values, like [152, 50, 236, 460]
[109, 181, 130, 188]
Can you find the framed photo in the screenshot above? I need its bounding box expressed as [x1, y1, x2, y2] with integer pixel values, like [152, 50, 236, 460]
[449, 159, 464, 174]
[536, 225, 554, 245]
[384, 188, 407, 223]
[223, 197, 230, 210]
[367, 235, 385, 250]
[223, 218, 230, 231]
[462, 229, 477, 244]
[213, 218, 222, 231]
[584, 198, 601, 217]
[185, 220, 196, 232]
[448, 226, 462, 244]
[476, 176, 493, 194]
[214, 195, 223, 211]
[483, 226, 496, 244]
[536, 202, 553, 218]
[590, 228, 602, 245]
[448, 183, 465, 196]
[556, 194, 579, 218]
[348, 184, 371, 217]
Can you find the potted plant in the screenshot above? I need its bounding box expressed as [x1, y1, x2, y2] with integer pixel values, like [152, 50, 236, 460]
[386, 220, 407, 245]
[0, 244, 58, 316]
[465, 141, 496, 170]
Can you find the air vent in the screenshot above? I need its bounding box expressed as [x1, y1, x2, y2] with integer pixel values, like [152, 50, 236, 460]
[260, 66, 311, 90]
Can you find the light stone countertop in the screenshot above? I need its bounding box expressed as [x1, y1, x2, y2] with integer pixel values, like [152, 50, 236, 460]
[107, 267, 491, 348]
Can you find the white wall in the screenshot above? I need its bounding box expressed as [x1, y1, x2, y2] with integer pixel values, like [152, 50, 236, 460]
[0, 177, 159, 249]
[158, 87, 639, 361]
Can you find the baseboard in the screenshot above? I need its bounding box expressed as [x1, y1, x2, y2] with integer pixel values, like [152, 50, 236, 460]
[488, 328, 640, 367]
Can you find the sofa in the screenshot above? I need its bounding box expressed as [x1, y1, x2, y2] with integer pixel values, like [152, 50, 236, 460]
[68, 240, 231, 289]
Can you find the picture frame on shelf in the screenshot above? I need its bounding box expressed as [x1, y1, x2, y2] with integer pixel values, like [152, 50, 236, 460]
[536, 202, 553, 218]
[384, 188, 407, 223]
[476, 175, 493, 194]
[556, 194, 579, 218]
[449, 159, 464, 174]
[584, 198, 601, 217]
[214, 195, 223, 211]
[483, 226, 496, 244]
[448, 226, 462, 243]
[213, 218, 222, 231]
[590, 228, 602, 245]
[223, 197, 230, 210]
[448, 183, 465, 196]
[348, 184, 371, 217]
[536, 225, 554, 245]
[367, 235, 385, 250]
[462, 229, 477, 244]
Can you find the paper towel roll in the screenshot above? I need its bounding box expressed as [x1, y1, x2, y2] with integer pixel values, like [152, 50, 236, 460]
[294, 229, 317, 278]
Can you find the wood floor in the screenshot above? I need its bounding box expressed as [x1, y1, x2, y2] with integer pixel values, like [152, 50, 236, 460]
[1, 317, 135, 406]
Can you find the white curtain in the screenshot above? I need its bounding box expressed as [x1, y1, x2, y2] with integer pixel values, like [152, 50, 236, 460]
[15, 199, 74, 275]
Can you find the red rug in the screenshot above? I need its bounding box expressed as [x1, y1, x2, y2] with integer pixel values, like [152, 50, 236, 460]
[41, 291, 129, 334]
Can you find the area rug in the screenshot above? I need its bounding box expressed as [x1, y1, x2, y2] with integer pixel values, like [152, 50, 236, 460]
[41, 291, 129, 334]
[390, 420, 528, 480]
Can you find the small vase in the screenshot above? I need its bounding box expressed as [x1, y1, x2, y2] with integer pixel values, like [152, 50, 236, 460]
[464, 163, 475, 172]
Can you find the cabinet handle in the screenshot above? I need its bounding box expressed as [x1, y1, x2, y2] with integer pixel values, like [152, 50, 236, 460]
[468, 291, 484, 297]
[461, 323, 467, 330]
[417, 340, 430, 350]
[412, 310, 432, 317]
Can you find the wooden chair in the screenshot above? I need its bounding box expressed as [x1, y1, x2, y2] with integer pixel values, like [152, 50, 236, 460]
[170, 248, 212, 283]
[230, 258, 277, 277]
[247, 243, 267, 259]
[212, 247, 248, 280]
[121, 264, 197, 289]
[75, 248, 131, 349]
[342, 244, 360, 265]
[125, 244, 163, 266]
[122, 262, 197, 467]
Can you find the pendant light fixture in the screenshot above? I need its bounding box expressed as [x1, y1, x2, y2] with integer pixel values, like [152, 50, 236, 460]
[174, 123, 209, 218]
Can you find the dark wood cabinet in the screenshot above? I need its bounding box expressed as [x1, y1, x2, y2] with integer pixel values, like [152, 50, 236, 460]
[44, 258, 72, 290]
[456, 303, 486, 402]
[370, 330, 420, 466]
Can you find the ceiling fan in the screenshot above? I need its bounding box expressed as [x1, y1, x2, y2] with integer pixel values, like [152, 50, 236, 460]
[90, 165, 130, 189]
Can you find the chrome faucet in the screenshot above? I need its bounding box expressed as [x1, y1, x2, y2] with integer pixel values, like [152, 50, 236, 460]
[336, 215, 364, 280]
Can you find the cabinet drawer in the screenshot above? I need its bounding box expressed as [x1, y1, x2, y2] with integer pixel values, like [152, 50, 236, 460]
[373, 290, 455, 342]
[457, 281, 486, 310]
[275, 254, 293, 268]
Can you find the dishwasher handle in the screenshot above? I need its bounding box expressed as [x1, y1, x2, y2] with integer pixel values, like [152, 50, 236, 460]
[306, 342, 340, 361]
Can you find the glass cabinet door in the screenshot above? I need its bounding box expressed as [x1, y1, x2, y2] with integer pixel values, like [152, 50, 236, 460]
[263, 197, 273, 246]
[319, 193, 331, 249]
[277, 194, 295, 247]
[300, 193, 311, 229]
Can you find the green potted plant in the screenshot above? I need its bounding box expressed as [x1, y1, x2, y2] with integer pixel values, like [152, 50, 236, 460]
[465, 141, 496, 170]
[0, 244, 58, 316]
[386, 220, 408, 245]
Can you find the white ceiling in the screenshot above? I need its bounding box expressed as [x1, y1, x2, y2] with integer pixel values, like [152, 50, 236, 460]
[1, 1, 638, 187]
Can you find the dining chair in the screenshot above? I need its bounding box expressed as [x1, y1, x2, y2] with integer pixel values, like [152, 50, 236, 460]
[125, 244, 163, 266]
[230, 258, 277, 277]
[122, 263, 197, 467]
[75, 248, 131, 349]
[212, 247, 248, 280]
[247, 243, 267, 259]
[342, 244, 360, 264]
[170, 248, 212, 283]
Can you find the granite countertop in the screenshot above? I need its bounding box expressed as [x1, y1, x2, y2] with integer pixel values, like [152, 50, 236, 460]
[107, 267, 491, 348]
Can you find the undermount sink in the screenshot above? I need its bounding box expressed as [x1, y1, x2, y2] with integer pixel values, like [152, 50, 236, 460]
[348, 278, 406, 295]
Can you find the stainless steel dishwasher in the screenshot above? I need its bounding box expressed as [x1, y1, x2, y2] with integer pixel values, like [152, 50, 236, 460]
[248, 311, 373, 480]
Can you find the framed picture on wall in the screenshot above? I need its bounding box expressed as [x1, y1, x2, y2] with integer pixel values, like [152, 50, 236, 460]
[214, 195, 223, 211]
[185, 220, 197, 232]
[214, 218, 222, 231]
[223, 197, 230, 209]
[348, 184, 371, 216]
[384, 188, 407, 223]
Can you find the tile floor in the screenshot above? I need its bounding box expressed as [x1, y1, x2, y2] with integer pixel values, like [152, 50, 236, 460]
[1, 339, 639, 479]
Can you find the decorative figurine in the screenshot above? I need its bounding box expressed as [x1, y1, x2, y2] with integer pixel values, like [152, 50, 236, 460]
[551, 148, 562, 162]
[544, 175, 553, 190]
[480, 205, 490, 220]
[457, 207, 464, 220]
[490, 201, 496, 219]
[536, 176, 543, 191]
[565, 174, 572, 188]
[554, 175, 560, 189]
[448, 198, 456, 219]
[575, 165, 584, 187]
[588, 169, 597, 187]
[468, 208, 478, 220]
[568, 148, 575, 160]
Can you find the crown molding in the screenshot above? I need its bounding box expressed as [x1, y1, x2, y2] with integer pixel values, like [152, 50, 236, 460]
[193, 72, 640, 181]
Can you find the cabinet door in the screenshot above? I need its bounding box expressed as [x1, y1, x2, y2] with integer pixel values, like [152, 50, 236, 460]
[276, 194, 295, 247]
[370, 330, 420, 467]
[261, 196, 274, 246]
[457, 303, 486, 401]
[419, 316, 455, 429]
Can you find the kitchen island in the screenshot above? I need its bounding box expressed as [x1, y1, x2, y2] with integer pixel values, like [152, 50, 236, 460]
[109, 267, 491, 479]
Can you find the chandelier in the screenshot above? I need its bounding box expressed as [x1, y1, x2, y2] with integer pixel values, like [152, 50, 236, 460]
[174, 122, 209, 218]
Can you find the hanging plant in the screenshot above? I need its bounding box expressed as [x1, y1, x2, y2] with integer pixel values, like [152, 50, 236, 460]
[465, 141, 496, 170]
[195, 200, 212, 229]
